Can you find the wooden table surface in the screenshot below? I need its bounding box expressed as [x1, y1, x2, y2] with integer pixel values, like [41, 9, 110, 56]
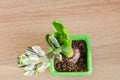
[0, 0, 120, 80]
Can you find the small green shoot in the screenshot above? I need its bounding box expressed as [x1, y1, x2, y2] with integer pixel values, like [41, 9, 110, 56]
[46, 20, 74, 60]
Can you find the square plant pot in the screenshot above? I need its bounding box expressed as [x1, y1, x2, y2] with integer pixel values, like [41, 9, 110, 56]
[50, 35, 92, 76]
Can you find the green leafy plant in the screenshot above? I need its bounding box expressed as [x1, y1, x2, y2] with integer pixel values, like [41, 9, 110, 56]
[46, 20, 74, 60]
[17, 20, 74, 76]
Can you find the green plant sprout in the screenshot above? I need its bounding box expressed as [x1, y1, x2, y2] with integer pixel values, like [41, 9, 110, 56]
[46, 20, 74, 61]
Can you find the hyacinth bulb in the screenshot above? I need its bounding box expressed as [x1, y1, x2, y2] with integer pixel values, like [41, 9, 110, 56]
[17, 46, 50, 76]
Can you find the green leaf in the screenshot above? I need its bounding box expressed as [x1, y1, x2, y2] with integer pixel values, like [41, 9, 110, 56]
[61, 39, 73, 58]
[49, 35, 60, 48]
[52, 20, 69, 38]
[52, 32, 60, 39]
[46, 34, 61, 49]
[46, 34, 56, 49]
[52, 20, 64, 34]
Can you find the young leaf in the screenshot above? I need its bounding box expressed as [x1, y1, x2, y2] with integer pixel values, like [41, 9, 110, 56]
[52, 32, 60, 39]
[49, 35, 60, 48]
[46, 34, 56, 49]
[52, 20, 69, 38]
[52, 20, 64, 34]
[61, 39, 73, 58]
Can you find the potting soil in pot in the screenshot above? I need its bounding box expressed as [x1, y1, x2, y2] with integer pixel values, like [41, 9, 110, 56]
[54, 40, 88, 72]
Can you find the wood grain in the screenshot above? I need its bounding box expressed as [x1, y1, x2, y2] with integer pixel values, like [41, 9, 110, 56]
[0, 0, 120, 80]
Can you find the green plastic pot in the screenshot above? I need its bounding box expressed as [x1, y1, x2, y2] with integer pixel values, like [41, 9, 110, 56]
[50, 35, 92, 76]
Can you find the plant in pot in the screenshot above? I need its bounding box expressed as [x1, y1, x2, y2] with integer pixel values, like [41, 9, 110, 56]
[17, 20, 92, 76]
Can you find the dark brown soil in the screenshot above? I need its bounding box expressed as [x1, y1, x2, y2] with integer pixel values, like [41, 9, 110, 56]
[54, 40, 88, 72]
